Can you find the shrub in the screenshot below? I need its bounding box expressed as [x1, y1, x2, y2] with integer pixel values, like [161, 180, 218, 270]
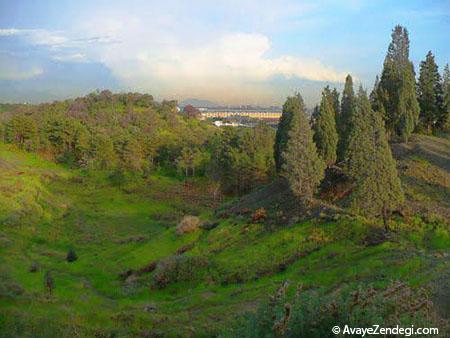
[0, 281, 24, 297]
[176, 215, 200, 234]
[44, 271, 54, 295]
[199, 221, 220, 230]
[66, 248, 78, 262]
[252, 208, 267, 223]
[230, 281, 449, 337]
[152, 255, 208, 289]
[29, 262, 39, 272]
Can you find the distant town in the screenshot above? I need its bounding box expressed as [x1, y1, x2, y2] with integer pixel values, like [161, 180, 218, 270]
[180, 104, 283, 127]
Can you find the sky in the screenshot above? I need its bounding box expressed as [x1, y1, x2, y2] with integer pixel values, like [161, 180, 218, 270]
[0, 0, 449, 107]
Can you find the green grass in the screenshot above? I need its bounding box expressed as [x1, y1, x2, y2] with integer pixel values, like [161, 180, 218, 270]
[0, 141, 449, 336]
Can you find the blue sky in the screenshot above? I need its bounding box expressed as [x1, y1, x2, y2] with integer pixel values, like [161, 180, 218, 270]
[0, 0, 449, 106]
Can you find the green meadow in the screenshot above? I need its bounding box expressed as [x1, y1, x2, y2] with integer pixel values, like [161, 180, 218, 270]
[1, 136, 449, 336]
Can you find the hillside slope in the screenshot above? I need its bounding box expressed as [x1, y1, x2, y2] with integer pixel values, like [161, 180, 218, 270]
[0, 135, 449, 336]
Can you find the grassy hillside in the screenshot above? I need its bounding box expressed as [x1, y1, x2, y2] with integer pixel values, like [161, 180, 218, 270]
[0, 135, 449, 336]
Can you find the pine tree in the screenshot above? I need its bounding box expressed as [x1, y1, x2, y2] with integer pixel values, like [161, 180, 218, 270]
[313, 87, 338, 166]
[274, 94, 303, 172]
[281, 93, 325, 199]
[4, 114, 38, 151]
[440, 64, 450, 130]
[66, 248, 78, 262]
[346, 87, 404, 226]
[417, 51, 444, 133]
[377, 25, 419, 142]
[331, 88, 340, 116]
[337, 74, 355, 161]
[370, 76, 386, 118]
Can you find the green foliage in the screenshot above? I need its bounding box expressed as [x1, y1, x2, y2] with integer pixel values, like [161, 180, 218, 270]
[337, 74, 355, 161]
[417, 51, 444, 133]
[232, 281, 448, 338]
[89, 131, 117, 170]
[176, 147, 204, 176]
[281, 93, 325, 198]
[4, 114, 38, 151]
[331, 88, 340, 116]
[0, 143, 448, 336]
[66, 249, 78, 262]
[312, 87, 338, 166]
[376, 25, 420, 142]
[152, 255, 208, 289]
[441, 64, 450, 130]
[211, 123, 275, 195]
[274, 95, 302, 172]
[345, 88, 404, 219]
[0, 91, 278, 197]
[0, 91, 216, 175]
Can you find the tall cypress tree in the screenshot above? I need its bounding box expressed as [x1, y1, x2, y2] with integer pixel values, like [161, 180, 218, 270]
[440, 64, 450, 130]
[281, 93, 325, 199]
[377, 25, 419, 142]
[346, 87, 404, 226]
[274, 94, 302, 172]
[313, 87, 338, 166]
[417, 51, 444, 133]
[331, 88, 340, 116]
[337, 74, 355, 162]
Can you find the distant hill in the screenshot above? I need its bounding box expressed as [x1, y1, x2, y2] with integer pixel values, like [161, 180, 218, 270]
[179, 98, 219, 108]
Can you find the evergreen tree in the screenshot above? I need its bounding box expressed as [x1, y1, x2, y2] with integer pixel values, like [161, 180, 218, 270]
[440, 64, 450, 130]
[66, 249, 78, 262]
[346, 87, 404, 226]
[274, 94, 303, 172]
[281, 94, 325, 199]
[377, 25, 420, 142]
[370, 76, 386, 117]
[337, 74, 355, 161]
[313, 87, 338, 166]
[417, 51, 444, 133]
[331, 88, 340, 116]
[4, 114, 38, 151]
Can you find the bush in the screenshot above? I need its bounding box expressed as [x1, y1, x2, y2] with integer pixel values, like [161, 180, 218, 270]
[252, 208, 267, 223]
[152, 255, 208, 289]
[66, 249, 78, 262]
[230, 281, 449, 337]
[199, 221, 220, 230]
[176, 215, 200, 234]
[29, 262, 39, 272]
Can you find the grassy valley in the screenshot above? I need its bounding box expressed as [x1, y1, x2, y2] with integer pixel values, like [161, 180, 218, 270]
[0, 18, 449, 337]
[1, 132, 449, 336]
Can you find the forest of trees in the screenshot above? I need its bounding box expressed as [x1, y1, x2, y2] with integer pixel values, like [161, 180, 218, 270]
[274, 25, 448, 223]
[0, 25, 448, 214]
[0, 91, 275, 195]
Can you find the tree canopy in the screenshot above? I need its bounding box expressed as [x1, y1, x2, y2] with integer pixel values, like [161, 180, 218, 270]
[281, 93, 325, 199]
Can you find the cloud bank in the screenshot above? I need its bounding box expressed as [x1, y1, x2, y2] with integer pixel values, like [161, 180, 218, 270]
[0, 1, 353, 104]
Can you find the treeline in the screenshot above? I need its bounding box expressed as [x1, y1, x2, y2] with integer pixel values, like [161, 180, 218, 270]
[371, 26, 449, 139]
[0, 91, 275, 195]
[275, 25, 449, 223]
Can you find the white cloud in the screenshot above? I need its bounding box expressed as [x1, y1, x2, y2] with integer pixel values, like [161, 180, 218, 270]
[80, 13, 349, 103]
[51, 53, 88, 63]
[0, 2, 351, 104]
[0, 28, 68, 47]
